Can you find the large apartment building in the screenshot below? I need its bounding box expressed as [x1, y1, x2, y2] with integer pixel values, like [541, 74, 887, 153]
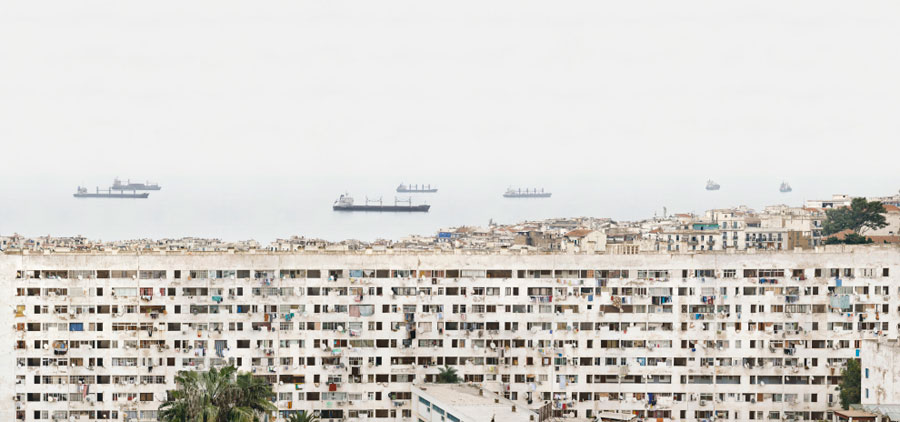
[3, 246, 899, 422]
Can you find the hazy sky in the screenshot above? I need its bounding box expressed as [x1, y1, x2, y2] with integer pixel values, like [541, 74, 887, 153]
[1, 1, 899, 241]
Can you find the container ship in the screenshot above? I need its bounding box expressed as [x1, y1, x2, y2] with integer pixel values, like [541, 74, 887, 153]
[503, 187, 551, 198]
[74, 186, 149, 199]
[333, 194, 430, 212]
[112, 178, 161, 191]
[396, 183, 437, 193]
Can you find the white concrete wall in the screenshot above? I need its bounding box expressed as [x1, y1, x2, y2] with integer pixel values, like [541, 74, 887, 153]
[2, 246, 899, 421]
[862, 339, 900, 405]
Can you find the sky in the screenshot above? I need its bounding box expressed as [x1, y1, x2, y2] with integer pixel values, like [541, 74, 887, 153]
[1, 1, 898, 241]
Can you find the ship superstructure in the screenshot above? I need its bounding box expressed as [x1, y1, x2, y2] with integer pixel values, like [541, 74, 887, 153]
[111, 178, 161, 190]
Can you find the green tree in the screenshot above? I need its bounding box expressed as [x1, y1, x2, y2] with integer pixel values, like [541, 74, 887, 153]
[436, 365, 460, 383]
[158, 366, 276, 422]
[823, 198, 888, 237]
[824, 233, 874, 245]
[839, 359, 861, 410]
[287, 411, 319, 422]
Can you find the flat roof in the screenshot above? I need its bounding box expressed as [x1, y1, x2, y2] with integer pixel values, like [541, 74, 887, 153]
[861, 404, 900, 421]
[412, 384, 538, 422]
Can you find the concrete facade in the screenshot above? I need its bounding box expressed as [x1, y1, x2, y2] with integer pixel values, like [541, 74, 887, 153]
[862, 339, 900, 406]
[3, 246, 900, 421]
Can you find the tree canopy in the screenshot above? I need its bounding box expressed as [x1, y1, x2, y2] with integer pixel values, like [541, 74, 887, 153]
[823, 198, 887, 237]
[839, 359, 861, 410]
[287, 411, 319, 422]
[437, 365, 460, 383]
[824, 233, 874, 245]
[158, 366, 276, 422]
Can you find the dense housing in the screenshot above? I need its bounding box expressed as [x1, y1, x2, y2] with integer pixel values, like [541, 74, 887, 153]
[2, 246, 898, 421]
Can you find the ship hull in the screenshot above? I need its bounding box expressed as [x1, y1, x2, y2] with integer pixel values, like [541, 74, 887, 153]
[333, 205, 430, 212]
[74, 193, 149, 198]
[503, 193, 552, 198]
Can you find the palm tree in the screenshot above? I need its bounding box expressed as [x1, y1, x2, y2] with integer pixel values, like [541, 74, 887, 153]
[158, 366, 276, 422]
[287, 411, 319, 422]
[436, 365, 460, 383]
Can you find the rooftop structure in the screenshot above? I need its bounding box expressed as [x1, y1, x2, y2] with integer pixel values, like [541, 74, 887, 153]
[411, 384, 542, 422]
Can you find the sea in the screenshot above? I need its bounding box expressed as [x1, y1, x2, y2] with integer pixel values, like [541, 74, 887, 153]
[0, 173, 889, 243]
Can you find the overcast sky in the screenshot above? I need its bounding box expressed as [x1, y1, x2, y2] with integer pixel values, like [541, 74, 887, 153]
[1, 1, 898, 240]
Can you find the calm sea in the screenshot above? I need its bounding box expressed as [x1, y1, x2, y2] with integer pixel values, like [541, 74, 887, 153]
[0, 174, 860, 242]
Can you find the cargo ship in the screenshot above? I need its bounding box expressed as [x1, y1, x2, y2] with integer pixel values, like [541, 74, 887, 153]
[74, 186, 149, 199]
[780, 182, 792, 193]
[111, 178, 161, 191]
[396, 183, 437, 193]
[503, 187, 551, 198]
[333, 194, 430, 212]
[705, 180, 720, 191]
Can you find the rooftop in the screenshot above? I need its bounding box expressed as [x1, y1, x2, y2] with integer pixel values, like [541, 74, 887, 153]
[835, 409, 878, 419]
[412, 384, 540, 422]
[860, 404, 900, 421]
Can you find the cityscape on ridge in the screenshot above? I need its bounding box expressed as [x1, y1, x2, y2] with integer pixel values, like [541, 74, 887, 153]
[7, 192, 900, 254]
[6, 190, 900, 422]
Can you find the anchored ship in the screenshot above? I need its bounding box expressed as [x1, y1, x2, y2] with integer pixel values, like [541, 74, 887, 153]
[780, 182, 792, 193]
[396, 183, 437, 193]
[333, 194, 430, 212]
[503, 187, 551, 198]
[74, 186, 149, 199]
[111, 178, 161, 191]
[705, 180, 720, 191]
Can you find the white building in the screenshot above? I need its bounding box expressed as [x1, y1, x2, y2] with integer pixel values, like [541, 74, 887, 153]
[2, 246, 900, 421]
[862, 339, 900, 409]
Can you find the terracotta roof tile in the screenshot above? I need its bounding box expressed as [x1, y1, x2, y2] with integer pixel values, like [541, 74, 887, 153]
[565, 229, 593, 238]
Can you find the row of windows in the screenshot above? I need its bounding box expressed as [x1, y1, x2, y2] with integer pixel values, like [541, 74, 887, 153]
[16, 267, 890, 280]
